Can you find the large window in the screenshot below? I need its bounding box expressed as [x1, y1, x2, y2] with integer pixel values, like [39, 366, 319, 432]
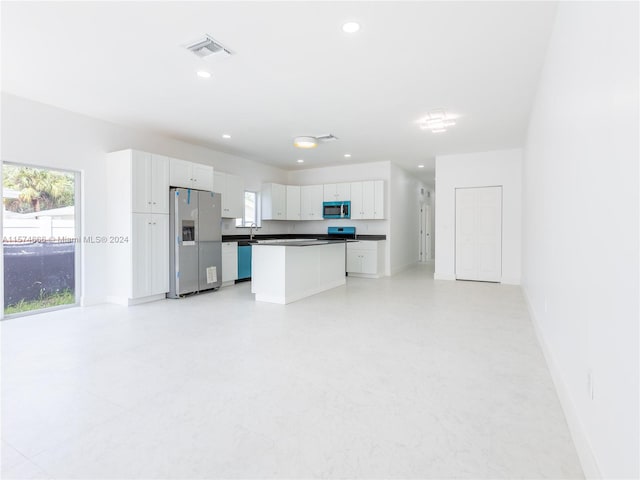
[2, 162, 80, 316]
[235, 191, 259, 227]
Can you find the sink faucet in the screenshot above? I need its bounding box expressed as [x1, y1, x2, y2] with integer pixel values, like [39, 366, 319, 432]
[249, 223, 257, 240]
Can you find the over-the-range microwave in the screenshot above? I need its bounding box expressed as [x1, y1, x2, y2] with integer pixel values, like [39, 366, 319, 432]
[323, 201, 351, 219]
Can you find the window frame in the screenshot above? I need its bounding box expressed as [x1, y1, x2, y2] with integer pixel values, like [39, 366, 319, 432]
[1, 161, 81, 318]
[235, 190, 260, 228]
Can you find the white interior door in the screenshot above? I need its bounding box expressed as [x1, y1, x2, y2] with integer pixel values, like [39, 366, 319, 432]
[455, 186, 502, 282]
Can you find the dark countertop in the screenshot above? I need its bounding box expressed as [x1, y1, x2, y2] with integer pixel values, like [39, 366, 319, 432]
[223, 233, 386, 246]
[251, 239, 351, 247]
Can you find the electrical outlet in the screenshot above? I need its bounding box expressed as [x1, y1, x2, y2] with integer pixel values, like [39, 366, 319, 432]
[587, 370, 595, 400]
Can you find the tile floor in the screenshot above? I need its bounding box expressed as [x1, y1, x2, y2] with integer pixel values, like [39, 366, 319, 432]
[1, 263, 584, 479]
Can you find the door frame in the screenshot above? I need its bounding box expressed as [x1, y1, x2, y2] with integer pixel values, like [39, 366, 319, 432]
[454, 185, 503, 282]
[418, 203, 432, 262]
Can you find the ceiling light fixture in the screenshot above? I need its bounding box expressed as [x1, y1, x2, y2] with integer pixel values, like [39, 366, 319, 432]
[344, 154, 352, 158]
[342, 22, 360, 33]
[419, 110, 458, 133]
[293, 136, 318, 149]
[222, 134, 231, 139]
[297, 159, 305, 164]
[418, 164, 425, 169]
[293, 134, 338, 149]
[197, 71, 212, 78]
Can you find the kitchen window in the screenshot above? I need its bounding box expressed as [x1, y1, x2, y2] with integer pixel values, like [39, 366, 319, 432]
[235, 190, 260, 227]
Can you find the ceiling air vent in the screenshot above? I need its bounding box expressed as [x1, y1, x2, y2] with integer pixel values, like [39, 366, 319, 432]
[317, 134, 339, 143]
[184, 35, 232, 58]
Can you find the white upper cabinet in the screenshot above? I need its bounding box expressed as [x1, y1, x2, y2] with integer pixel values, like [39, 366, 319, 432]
[286, 185, 301, 220]
[362, 181, 375, 219]
[224, 173, 244, 218]
[323, 183, 351, 202]
[350, 181, 365, 219]
[131, 151, 169, 214]
[213, 171, 225, 208]
[169, 158, 213, 191]
[300, 185, 323, 220]
[214, 171, 244, 218]
[168, 158, 192, 188]
[262, 183, 287, 220]
[191, 163, 214, 191]
[373, 180, 384, 219]
[350, 180, 384, 219]
[150, 155, 170, 214]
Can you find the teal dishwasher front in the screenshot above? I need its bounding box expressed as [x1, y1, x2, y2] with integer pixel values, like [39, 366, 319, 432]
[237, 245, 252, 280]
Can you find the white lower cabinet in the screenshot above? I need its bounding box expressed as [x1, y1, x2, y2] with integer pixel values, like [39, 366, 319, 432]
[346, 240, 385, 278]
[221, 242, 238, 285]
[131, 213, 169, 299]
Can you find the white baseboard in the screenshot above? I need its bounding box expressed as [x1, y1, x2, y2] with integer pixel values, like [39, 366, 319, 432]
[256, 278, 346, 305]
[348, 272, 383, 279]
[433, 272, 456, 281]
[500, 276, 521, 285]
[105, 293, 166, 306]
[81, 295, 107, 306]
[390, 262, 413, 276]
[523, 289, 601, 479]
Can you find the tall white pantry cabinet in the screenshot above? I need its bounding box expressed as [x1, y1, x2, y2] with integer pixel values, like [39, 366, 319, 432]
[105, 149, 170, 305]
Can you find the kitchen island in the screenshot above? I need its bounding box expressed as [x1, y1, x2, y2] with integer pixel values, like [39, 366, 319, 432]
[251, 240, 346, 304]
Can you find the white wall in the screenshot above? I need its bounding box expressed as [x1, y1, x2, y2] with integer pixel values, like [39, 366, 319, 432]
[389, 163, 424, 274]
[1, 93, 288, 305]
[434, 148, 522, 283]
[522, 2, 639, 478]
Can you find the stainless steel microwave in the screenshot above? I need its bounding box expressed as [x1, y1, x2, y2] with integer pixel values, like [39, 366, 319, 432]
[323, 201, 350, 219]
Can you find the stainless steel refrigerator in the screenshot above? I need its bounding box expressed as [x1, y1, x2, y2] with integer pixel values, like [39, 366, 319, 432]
[168, 188, 222, 298]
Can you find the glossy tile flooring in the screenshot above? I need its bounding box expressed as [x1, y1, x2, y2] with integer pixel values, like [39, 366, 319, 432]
[1, 264, 583, 479]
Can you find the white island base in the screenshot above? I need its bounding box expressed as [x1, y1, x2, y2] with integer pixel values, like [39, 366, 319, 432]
[251, 242, 346, 304]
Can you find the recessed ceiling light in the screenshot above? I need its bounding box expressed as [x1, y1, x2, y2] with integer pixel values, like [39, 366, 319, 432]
[418, 165, 425, 168]
[222, 134, 231, 139]
[297, 159, 305, 164]
[344, 153, 352, 158]
[342, 22, 360, 33]
[197, 71, 212, 78]
[431, 129, 446, 133]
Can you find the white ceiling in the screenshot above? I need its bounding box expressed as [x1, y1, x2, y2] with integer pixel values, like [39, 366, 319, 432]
[1, 1, 557, 183]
